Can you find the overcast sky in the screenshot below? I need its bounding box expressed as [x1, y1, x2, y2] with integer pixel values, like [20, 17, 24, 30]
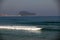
[0, 0, 59, 16]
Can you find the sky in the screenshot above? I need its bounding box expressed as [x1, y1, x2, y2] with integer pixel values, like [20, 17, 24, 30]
[0, 0, 59, 16]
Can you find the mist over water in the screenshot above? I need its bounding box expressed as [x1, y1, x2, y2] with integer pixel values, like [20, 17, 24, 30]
[0, 0, 59, 16]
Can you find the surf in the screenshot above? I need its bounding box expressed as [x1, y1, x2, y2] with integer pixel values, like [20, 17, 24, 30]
[0, 26, 42, 31]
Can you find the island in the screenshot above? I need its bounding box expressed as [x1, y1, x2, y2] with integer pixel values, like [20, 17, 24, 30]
[18, 11, 36, 16]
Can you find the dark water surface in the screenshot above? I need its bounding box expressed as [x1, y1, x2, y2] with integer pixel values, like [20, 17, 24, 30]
[0, 16, 60, 40]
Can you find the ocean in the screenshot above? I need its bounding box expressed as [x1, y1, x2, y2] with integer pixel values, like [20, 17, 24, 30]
[0, 16, 60, 40]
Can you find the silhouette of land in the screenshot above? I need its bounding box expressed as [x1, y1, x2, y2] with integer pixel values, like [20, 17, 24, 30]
[18, 11, 36, 16]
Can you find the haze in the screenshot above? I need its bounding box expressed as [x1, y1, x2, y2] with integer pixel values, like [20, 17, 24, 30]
[0, 0, 59, 16]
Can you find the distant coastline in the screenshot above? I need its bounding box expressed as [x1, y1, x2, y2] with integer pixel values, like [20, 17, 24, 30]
[0, 11, 36, 16]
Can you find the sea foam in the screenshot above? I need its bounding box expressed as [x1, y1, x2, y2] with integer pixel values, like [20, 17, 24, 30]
[0, 26, 42, 31]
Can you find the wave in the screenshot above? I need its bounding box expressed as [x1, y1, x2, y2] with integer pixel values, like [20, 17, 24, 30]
[42, 28, 60, 31]
[15, 21, 60, 25]
[0, 26, 42, 31]
[0, 21, 60, 26]
[0, 25, 60, 31]
[0, 25, 43, 34]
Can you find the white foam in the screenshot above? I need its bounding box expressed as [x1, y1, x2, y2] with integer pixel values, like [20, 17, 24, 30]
[0, 26, 42, 31]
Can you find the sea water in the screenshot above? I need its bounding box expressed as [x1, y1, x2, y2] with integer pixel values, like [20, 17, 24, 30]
[0, 16, 60, 40]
